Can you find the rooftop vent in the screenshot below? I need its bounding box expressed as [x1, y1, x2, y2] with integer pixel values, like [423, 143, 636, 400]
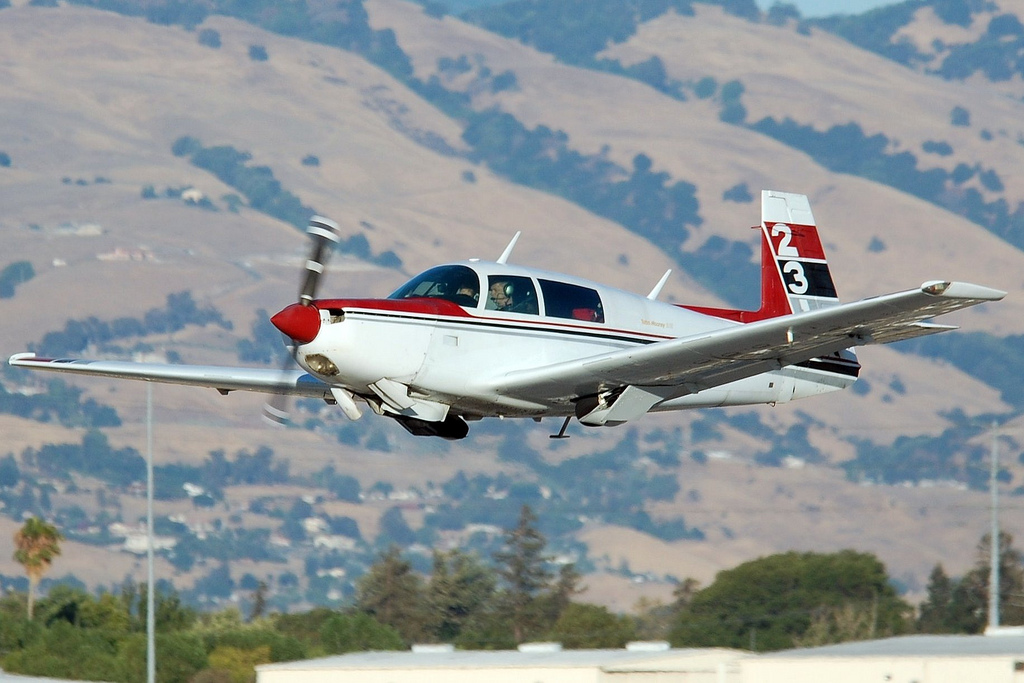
[517, 642, 563, 653]
[626, 641, 671, 652]
[411, 644, 455, 653]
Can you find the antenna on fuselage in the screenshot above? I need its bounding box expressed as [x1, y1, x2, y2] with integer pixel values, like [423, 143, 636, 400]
[647, 269, 672, 300]
[496, 231, 521, 264]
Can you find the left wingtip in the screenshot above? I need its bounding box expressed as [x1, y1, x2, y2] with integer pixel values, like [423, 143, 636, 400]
[8, 352, 37, 366]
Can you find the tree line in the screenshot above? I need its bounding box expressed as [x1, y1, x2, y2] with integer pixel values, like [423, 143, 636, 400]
[33, 290, 231, 358]
[6, 509, 1024, 682]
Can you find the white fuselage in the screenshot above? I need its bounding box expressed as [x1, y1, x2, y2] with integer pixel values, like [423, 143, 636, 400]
[294, 260, 859, 420]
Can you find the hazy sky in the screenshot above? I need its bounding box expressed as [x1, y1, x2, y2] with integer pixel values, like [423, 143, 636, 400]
[756, 0, 898, 17]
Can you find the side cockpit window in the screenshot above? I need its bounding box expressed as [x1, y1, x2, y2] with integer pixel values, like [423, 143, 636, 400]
[388, 265, 481, 308]
[486, 276, 539, 314]
[539, 279, 604, 323]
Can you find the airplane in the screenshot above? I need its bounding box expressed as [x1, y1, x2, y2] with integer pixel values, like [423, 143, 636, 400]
[8, 190, 1006, 440]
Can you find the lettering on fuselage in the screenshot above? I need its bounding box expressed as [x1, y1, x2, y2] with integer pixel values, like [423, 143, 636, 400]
[641, 318, 673, 330]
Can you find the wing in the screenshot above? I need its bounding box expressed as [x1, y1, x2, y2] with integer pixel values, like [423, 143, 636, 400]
[484, 280, 1006, 404]
[7, 353, 332, 399]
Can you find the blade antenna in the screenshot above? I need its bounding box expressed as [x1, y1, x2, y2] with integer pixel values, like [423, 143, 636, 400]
[496, 231, 521, 265]
[647, 270, 672, 300]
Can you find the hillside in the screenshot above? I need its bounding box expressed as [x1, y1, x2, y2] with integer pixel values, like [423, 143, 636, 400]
[0, 0, 1021, 614]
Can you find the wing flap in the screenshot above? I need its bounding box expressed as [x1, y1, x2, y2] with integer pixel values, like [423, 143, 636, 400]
[486, 281, 1004, 403]
[7, 353, 332, 399]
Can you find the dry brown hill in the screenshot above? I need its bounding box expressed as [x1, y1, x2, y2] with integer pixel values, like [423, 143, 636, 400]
[0, 3, 1020, 611]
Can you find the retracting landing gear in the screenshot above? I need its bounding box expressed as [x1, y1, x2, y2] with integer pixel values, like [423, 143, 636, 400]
[391, 413, 470, 440]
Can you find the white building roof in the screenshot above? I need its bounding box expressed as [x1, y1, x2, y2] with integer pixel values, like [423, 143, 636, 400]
[258, 647, 747, 672]
[761, 633, 1024, 658]
[1, 670, 112, 683]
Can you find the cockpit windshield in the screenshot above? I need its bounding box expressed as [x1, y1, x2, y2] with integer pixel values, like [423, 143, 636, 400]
[388, 265, 481, 308]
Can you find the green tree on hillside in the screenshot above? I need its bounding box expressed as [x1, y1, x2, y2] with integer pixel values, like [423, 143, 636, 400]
[13, 517, 63, 620]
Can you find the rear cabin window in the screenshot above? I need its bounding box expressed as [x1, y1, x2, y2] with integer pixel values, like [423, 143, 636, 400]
[539, 279, 604, 323]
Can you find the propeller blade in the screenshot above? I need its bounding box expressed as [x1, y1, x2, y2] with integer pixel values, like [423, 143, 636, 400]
[264, 216, 339, 425]
[262, 396, 291, 426]
[262, 337, 300, 427]
[299, 216, 340, 306]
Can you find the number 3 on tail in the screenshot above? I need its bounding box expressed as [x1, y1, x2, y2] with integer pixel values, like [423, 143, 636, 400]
[783, 261, 808, 294]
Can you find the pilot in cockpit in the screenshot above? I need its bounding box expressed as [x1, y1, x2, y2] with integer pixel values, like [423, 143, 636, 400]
[488, 280, 514, 311]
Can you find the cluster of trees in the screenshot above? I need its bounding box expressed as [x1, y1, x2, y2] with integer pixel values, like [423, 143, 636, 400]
[465, 0, 763, 66]
[750, 116, 1024, 253]
[172, 137, 402, 269]
[0, 508, 626, 681]
[0, 375, 121, 428]
[154, 446, 292, 503]
[459, 111, 736, 296]
[898, 331, 1024, 410]
[171, 136, 314, 232]
[420, 426, 701, 548]
[34, 290, 231, 358]
[843, 421, 997, 490]
[918, 531, 1024, 632]
[28, 430, 146, 489]
[670, 550, 912, 650]
[815, 0, 1024, 83]
[466, 0, 696, 65]
[7, 509, 1021, 683]
[813, 2, 929, 66]
[64, 0, 413, 80]
[350, 507, 599, 648]
[0, 260, 34, 298]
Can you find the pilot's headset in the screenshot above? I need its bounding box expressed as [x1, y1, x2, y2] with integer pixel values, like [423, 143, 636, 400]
[502, 282, 515, 298]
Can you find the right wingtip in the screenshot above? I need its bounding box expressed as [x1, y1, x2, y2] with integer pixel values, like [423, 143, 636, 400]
[921, 281, 1007, 301]
[8, 352, 37, 366]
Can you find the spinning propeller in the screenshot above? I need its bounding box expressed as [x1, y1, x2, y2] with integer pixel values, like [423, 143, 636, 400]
[262, 216, 340, 424]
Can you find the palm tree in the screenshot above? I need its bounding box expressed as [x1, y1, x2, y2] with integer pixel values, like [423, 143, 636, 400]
[13, 517, 63, 620]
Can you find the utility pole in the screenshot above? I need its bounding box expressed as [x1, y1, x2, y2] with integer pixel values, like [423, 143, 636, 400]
[988, 420, 1000, 632]
[147, 382, 156, 683]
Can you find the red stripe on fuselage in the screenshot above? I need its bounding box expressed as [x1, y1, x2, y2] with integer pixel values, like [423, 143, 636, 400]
[317, 297, 473, 317]
[314, 297, 675, 343]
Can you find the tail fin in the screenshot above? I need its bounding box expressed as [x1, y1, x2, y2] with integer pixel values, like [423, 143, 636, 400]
[758, 190, 839, 317]
[681, 190, 840, 322]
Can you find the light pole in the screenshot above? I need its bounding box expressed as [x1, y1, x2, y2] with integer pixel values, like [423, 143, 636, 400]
[987, 420, 999, 632]
[147, 382, 155, 683]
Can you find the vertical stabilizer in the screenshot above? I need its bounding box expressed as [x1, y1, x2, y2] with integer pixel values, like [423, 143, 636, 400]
[679, 190, 842, 323]
[759, 190, 840, 315]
